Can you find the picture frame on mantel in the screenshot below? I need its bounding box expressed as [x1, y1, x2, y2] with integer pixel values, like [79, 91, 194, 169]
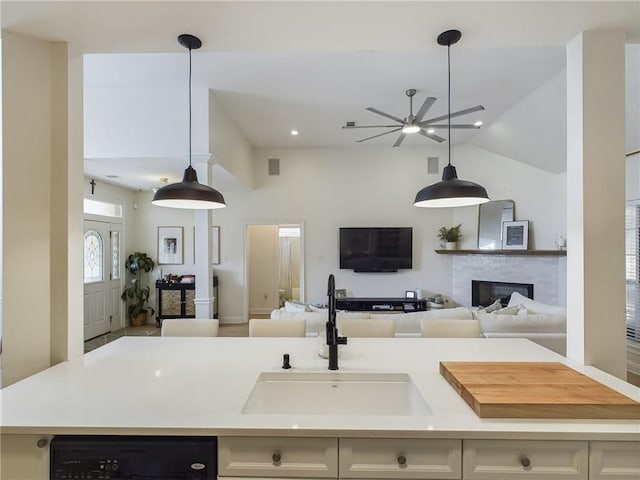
[158, 226, 184, 265]
[502, 220, 529, 250]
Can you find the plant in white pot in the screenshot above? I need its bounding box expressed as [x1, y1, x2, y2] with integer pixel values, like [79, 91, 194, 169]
[437, 224, 463, 250]
[121, 252, 156, 327]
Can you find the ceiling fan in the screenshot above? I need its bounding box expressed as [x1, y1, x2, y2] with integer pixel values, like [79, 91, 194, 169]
[342, 89, 485, 147]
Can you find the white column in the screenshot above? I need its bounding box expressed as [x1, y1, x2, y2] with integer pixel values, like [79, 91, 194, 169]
[193, 155, 215, 319]
[566, 30, 626, 379]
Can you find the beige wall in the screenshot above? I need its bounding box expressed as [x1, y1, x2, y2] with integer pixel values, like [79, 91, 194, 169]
[2, 33, 63, 385]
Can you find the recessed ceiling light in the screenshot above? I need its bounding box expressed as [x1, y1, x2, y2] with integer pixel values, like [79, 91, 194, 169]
[426, 128, 435, 134]
[290, 130, 299, 136]
[474, 121, 483, 127]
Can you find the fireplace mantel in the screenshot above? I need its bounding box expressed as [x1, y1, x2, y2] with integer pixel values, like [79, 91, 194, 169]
[435, 249, 566, 256]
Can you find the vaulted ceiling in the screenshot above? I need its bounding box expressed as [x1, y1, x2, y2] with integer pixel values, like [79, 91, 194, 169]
[2, 1, 639, 190]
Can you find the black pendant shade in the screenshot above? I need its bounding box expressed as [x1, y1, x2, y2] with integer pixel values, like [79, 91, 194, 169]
[413, 29, 489, 208]
[414, 164, 489, 208]
[152, 165, 226, 209]
[152, 34, 226, 210]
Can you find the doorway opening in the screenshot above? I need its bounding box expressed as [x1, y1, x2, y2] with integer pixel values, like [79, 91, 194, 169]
[246, 223, 304, 319]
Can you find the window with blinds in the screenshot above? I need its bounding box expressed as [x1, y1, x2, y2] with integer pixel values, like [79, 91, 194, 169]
[626, 200, 640, 348]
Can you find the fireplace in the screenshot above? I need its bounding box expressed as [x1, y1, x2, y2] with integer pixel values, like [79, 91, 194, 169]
[471, 280, 534, 307]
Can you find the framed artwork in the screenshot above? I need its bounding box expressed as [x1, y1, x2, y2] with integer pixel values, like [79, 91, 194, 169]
[502, 220, 529, 250]
[405, 290, 416, 299]
[158, 226, 184, 264]
[212, 226, 220, 265]
[336, 289, 347, 299]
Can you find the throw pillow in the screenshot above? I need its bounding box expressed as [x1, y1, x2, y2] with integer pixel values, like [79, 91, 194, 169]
[507, 292, 565, 315]
[482, 299, 503, 313]
[284, 301, 310, 312]
[491, 305, 521, 315]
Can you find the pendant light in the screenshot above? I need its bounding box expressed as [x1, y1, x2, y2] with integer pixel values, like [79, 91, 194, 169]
[413, 29, 489, 208]
[152, 34, 227, 210]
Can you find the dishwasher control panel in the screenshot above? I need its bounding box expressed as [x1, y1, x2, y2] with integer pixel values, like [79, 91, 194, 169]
[50, 435, 217, 480]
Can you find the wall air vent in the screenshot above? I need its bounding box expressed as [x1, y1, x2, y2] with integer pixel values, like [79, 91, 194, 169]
[268, 158, 280, 176]
[427, 157, 439, 174]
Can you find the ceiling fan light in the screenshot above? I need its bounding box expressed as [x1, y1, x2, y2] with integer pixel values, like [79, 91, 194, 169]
[402, 124, 421, 134]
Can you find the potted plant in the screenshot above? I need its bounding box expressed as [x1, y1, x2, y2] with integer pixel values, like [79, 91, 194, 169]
[121, 252, 156, 327]
[437, 224, 463, 250]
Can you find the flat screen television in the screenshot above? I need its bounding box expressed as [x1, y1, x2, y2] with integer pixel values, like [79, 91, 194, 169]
[339, 227, 412, 272]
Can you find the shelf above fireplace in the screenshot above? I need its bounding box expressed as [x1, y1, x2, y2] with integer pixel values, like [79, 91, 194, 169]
[435, 249, 566, 256]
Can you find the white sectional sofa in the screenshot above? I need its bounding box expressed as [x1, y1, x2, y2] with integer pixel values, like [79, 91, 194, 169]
[270, 292, 567, 355]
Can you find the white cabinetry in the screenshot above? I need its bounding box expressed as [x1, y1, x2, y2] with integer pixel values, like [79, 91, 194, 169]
[589, 441, 640, 480]
[0, 435, 51, 480]
[218, 437, 338, 478]
[339, 438, 461, 479]
[463, 439, 588, 479]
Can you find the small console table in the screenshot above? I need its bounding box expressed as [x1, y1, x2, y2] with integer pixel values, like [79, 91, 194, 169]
[336, 297, 427, 313]
[155, 276, 219, 327]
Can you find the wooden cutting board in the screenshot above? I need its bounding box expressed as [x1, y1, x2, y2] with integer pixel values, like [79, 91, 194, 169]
[440, 361, 640, 419]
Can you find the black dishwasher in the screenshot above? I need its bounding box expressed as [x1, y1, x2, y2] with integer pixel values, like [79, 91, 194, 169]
[50, 435, 217, 480]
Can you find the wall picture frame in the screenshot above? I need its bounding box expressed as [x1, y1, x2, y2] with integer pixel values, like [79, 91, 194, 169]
[405, 290, 416, 299]
[212, 226, 220, 265]
[158, 226, 184, 265]
[502, 220, 529, 250]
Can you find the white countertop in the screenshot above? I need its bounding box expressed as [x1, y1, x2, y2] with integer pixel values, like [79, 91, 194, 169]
[1, 337, 639, 440]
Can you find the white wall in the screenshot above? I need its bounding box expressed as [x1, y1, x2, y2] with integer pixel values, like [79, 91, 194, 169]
[209, 91, 253, 188]
[204, 144, 566, 322]
[115, 144, 565, 325]
[84, 86, 209, 158]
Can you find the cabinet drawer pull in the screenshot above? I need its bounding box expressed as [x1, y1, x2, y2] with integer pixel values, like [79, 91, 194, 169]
[397, 455, 407, 465]
[272, 451, 281, 464]
[520, 455, 531, 467]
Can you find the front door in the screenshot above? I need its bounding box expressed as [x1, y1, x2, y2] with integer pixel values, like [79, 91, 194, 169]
[83, 220, 116, 340]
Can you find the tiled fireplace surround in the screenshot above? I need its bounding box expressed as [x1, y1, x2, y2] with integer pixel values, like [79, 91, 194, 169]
[451, 255, 567, 308]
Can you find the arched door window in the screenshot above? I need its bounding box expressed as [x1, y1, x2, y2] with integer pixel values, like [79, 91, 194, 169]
[84, 229, 104, 284]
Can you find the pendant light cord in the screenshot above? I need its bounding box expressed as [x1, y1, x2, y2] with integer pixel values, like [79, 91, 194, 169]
[447, 41, 451, 167]
[188, 45, 193, 168]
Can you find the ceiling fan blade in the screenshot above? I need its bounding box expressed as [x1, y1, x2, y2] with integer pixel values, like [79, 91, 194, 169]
[414, 97, 437, 122]
[420, 105, 485, 126]
[356, 127, 403, 143]
[393, 132, 407, 147]
[424, 124, 481, 129]
[342, 124, 403, 129]
[418, 130, 446, 143]
[366, 107, 405, 124]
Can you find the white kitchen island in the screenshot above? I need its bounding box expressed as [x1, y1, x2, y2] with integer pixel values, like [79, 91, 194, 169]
[1, 337, 639, 479]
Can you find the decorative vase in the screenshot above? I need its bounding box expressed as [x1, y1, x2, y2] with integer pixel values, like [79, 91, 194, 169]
[445, 241, 457, 250]
[130, 312, 148, 327]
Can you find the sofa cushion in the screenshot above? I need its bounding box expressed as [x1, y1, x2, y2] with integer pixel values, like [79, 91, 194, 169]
[476, 311, 566, 334]
[507, 291, 565, 315]
[270, 310, 326, 334]
[283, 301, 310, 313]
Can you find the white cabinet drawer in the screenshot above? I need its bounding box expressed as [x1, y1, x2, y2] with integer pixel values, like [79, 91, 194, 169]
[589, 441, 640, 480]
[218, 436, 338, 478]
[339, 438, 461, 479]
[463, 439, 588, 479]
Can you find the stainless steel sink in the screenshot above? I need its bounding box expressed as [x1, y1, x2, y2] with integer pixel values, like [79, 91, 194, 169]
[242, 371, 431, 416]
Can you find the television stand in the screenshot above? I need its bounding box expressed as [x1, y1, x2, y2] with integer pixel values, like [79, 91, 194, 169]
[336, 297, 427, 313]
